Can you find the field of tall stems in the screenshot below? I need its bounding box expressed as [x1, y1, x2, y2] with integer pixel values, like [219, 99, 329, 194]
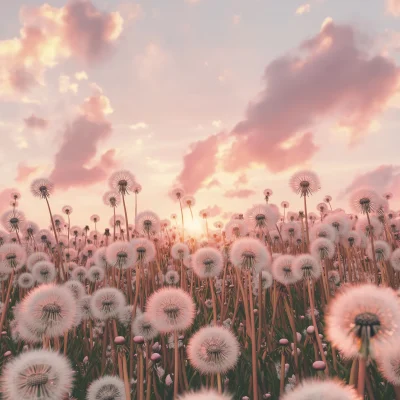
[0, 169, 399, 399]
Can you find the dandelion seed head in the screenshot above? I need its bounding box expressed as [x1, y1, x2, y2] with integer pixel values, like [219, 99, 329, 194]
[20, 284, 77, 338]
[293, 254, 322, 280]
[106, 241, 135, 269]
[193, 247, 224, 278]
[132, 311, 159, 340]
[32, 261, 56, 284]
[91, 288, 126, 320]
[187, 326, 240, 374]
[0, 243, 27, 270]
[1, 349, 74, 400]
[326, 284, 400, 359]
[272, 255, 301, 285]
[230, 238, 271, 273]
[289, 170, 321, 197]
[18, 272, 35, 289]
[310, 237, 335, 260]
[131, 238, 156, 264]
[147, 287, 195, 333]
[87, 375, 125, 400]
[109, 170, 136, 195]
[281, 379, 360, 400]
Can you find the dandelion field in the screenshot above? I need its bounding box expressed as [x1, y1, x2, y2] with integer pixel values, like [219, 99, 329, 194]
[0, 169, 399, 400]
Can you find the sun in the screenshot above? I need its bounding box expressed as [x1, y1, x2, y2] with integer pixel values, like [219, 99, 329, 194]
[185, 218, 204, 236]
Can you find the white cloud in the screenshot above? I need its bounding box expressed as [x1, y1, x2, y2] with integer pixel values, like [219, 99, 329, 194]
[59, 75, 78, 94]
[130, 122, 149, 130]
[296, 4, 311, 15]
[212, 120, 222, 128]
[75, 71, 88, 81]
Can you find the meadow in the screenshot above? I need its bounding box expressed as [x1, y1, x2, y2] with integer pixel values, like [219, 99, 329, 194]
[0, 169, 398, 400]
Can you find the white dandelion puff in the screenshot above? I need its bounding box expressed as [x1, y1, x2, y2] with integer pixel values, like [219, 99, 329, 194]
[1, 350, 74, 400]
[187, 326, 239, 374]
[192, 247, 224, 278]
[91, 288, 126, 320]
[86, 375, 126, 400]
[146, 287, 195, 333]
[326, 284, 400, 359]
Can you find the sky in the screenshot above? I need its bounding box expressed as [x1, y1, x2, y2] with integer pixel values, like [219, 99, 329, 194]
[0, 0, 400, 232]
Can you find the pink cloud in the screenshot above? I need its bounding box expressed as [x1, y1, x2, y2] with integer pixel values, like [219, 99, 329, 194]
[224, 21, 399, 173]
[224, 189, 256, 198]
[0, 1, 123, 98]
[387, 0, 400, 16]
[177, 133, 224, 194]
[24, 114, 48, 129]
[233, 173, 248, 186]
[49, 91, 117, 189]
[62, 0, 124, 62]
[341, 165, 400, 197]
[204, 178, 221, 189]
[175, 22, 399, 192]
[203, 205, 222, 217]
[16, 163, 39, 182]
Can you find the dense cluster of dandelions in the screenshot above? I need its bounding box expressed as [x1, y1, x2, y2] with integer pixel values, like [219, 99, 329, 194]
[2, 168, 400, 399]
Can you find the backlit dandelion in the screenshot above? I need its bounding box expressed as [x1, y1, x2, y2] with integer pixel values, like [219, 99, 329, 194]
[20, 284, 77, 338]
[146, 287, 195, 333]
[131, 238, 156, 264]
[192, 247, 224, 278]
[136, 210, 161, 236]
[87, 375, 126, 400]
[230, 237, 271, 273]
[326, 284, 400, 358]
[1, 209, 25, 233]
[91, 288, 126, 320]
[109, 170, 136, 195]
[272, 255, 301, 285]
[350, 188, 380, 215]
[293, 254, 322, 280]
[17, 272, 34, 289]
[245, 204, 279, 231]
[132, 311, 159, 340]
[0, 243, 26, 270]
[171, 242, 190, 260]
[187, 326, 239, 374]
[106, 241, 135, 269]
[225, 219, 248, 241]
[310, 238, 335, 260]
[367, 240, 391, 262]
[281, 379, 360, 400]
[32, 261, 57, 284]
[1, 350, 74, 400]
